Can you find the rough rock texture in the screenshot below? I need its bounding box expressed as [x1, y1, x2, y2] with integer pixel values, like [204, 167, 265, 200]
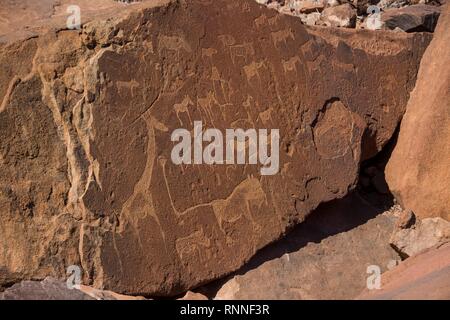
[390, 216, 450, 258]
[257, 0, 445, 29]
[381, 4, 442, 31]
[0, 277, 145, 300]
[0, 0, 431, 296]
[78, 284, 147, 300]
[321, 4, 357, 28]
[0, 277, 94, 300]
[0, 0, 163, 43]
[386, 3, 449, 221]
[209, 192, 401, 300]
[179, 291, 208, 300]
[358, 242, 450, 300]
[296, 0, 327, 14]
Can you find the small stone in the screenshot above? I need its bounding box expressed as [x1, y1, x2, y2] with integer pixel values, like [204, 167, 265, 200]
[279, 4, 295, 15]
[179, 291, 209, 300]
[321, 3, 357, 27]
[381, 4, 441, 32]
[302, 12, 322, 25]
[267, 2, 282, 10]
[390, 217, 450, 258]
[327, 0, 341, 8]
[298, 0, 327, 13]
[395, 209, 416, 229]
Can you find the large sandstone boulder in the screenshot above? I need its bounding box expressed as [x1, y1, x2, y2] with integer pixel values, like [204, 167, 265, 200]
[386, 4, 450, 221]
[0, 0, 430, 296]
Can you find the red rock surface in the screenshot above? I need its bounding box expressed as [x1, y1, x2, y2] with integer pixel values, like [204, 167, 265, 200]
[0, 0, 432, 296]
[0, 0, 169, 43]
[358, 242, 450, 300]
[386, 3, 450, 221]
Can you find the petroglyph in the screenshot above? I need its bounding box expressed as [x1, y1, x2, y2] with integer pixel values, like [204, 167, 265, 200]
[202, 47, 217, 59]
[116, 79, 140, 98]
[271, 29, 295, 48]
[283, 56, 301, 73]
[229, 42, 255, 65]
[212, 177, 267, 229]
[0, 0, 431, 297]
[244, 61, 266, 83]
[174, 95, 194, 126]
[313, 100, 366, 160]
[176, 229, 211, 265]
[158, 35, 192, 53]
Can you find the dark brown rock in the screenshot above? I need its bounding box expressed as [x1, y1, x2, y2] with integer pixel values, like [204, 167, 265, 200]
[0, 0, 431, 296]
[381, 4, 441, 32]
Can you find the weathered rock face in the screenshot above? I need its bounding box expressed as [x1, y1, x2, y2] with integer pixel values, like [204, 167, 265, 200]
[358, 242, 450, 300]
[321, 4, 357, 28]
[0, 277, 145, 300]
[0, 0, 431, 296]
[0, 0, 160, 43]
[386, 3, 450, 221]
[212, 192, 401, 300]
[381, 4, 442, 32]
[390, 216, 450, 258]
[0, 278, 94, 300]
